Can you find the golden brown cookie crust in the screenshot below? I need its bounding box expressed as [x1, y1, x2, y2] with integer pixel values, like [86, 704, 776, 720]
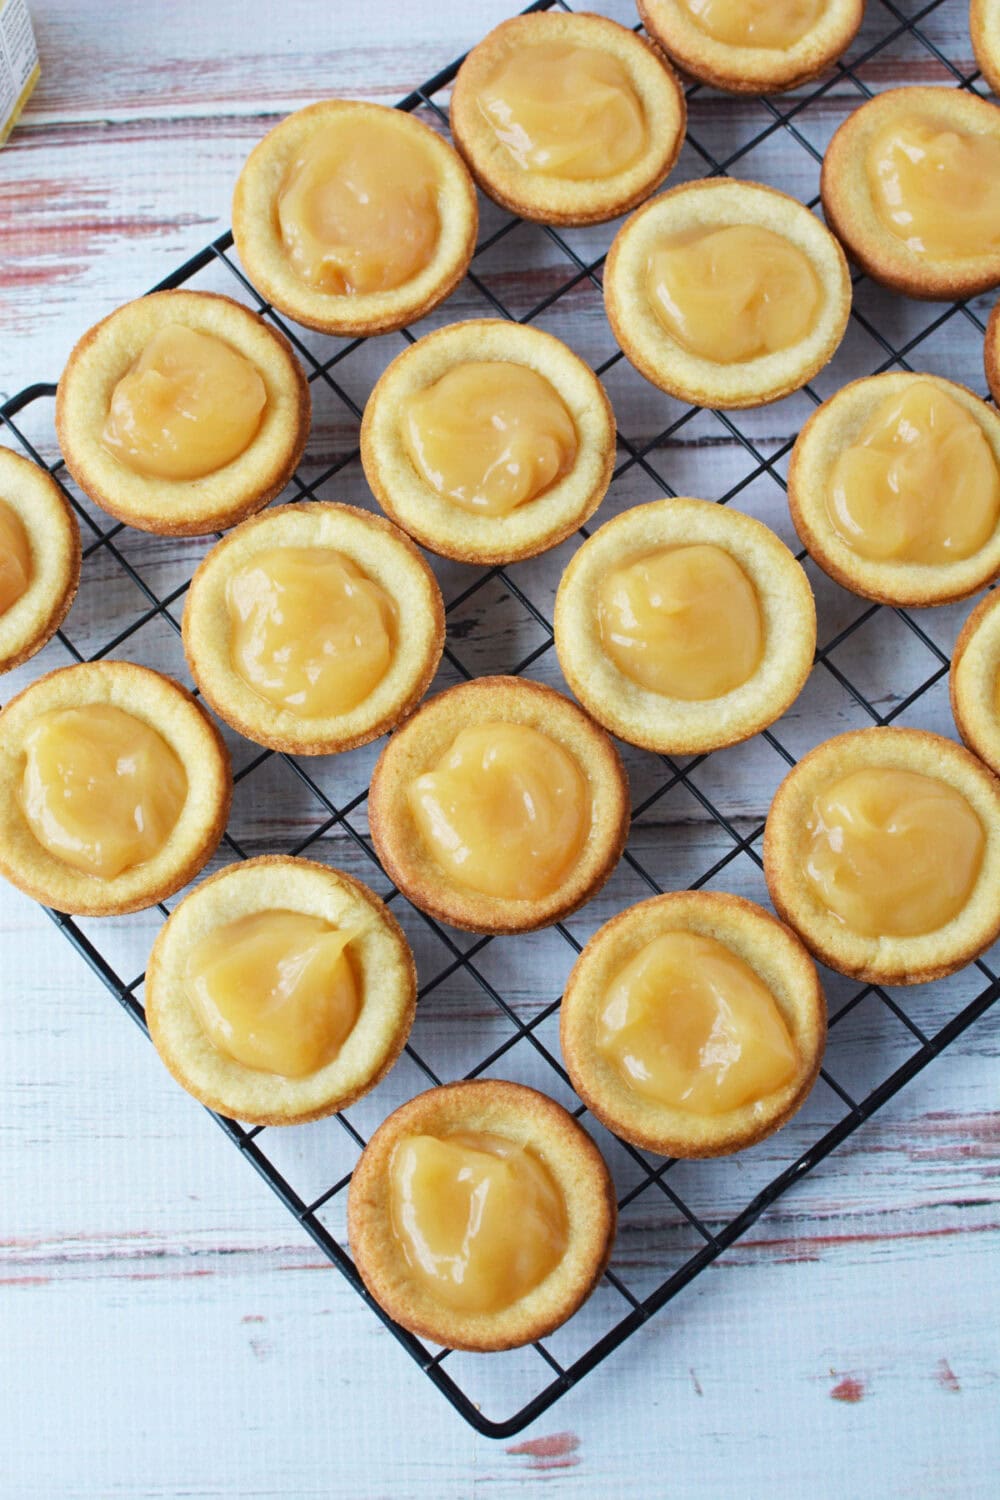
[0, 447, 80, 674]
[232, 100, 478, 337]
[560, 891, 826, 1159]
[950, 590, 1000, 778]
[604, 179, 851, 409]
[360, 320, 616, 565]
[637, 0, 864, 95]
[787, 372, 1000, 608]
[764, 727, 1000, 985]
[982, 294, 1000, 407]
[348, 1079, 617, 1351]
[182, 502, 445, 756]
[56, 290, 310, 537]
[146, 855, 417, 1127]
[0, 660, 231, 917]
[821, 86, 1000, 300]
[972, 0, 1000, 95]
[368, 676, 630, 935]
[554, 497, 816, 755]
[449, 11, 686, 227]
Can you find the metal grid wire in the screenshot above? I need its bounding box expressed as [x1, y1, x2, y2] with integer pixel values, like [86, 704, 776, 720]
[2, 0, 998, 1439]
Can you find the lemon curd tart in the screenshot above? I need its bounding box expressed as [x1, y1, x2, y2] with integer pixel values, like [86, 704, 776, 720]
[0, 448, 80, 675]
[636, 0, 864, 95]
[764, 727, 1000, 985]
[0, 660, 231, 917]
[554, 497, 816, 755]
[951, 591, 1000, 779]
[604, 179, 851, 409]
[348, 1079, 616, 1351]
[182, 501, 444, 756]
[368, 676, 630, 935]
[360, 320, 616, 565]
[788, 372, 1000, 608]
[449, 10, 686, 226]
[561, 891, 826, 1158]
[146, 856, 416, 1126]
[233, 99, 478, 337]
[981, 294, 1000, 409]
[821, 86, 1000, 300]
[972, 0, 1000, 96]
[56, 291, 310, 537]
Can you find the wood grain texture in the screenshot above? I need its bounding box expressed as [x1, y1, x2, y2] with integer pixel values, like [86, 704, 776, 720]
[1, 2, 999, 1496]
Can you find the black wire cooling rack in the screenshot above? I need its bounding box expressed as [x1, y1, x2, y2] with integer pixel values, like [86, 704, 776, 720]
[2, 0, 999, 1439]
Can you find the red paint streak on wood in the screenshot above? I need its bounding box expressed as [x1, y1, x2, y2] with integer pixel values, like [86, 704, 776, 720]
[506, 1432, 580, 1471]
[9, 117, 267, 152]
[831, 1375, 867, 1404]
[904, 1112, 1000, 1164]
[0, 177, 214, 319]
[125, 1268, 214, 1281]
[0, 1274, 51, 1286]
[937, 1359, 961, 1393]
[241, 1314, 266, 1324]
[739, 1219, 1000, 1257]
[0, 1229, 159, 1248]
[22, 45, 442, 122]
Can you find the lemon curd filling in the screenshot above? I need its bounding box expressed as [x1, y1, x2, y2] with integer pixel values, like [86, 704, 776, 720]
[598, 930, 800, 1114]
[20, 704, 187, 878]
[0, 499, 31, 615]
[184, 909, 361, 1077]
[406, 721, 590, 900]
[804, 767, 985, 937]
[597, 543, 764, 700]
[276, 115, 442, 295]
[867, 117, 1000, 259]
[645, 225, 822, 363]
[226, 546, 397, 719]
[678, 0, 825, 48]
[388, 1130, 569, 1312]
[827, 382, 1000, 564]
[101, 324, 267, 481]
[475, 40, 646, 180]
[400, 361, 578, 517]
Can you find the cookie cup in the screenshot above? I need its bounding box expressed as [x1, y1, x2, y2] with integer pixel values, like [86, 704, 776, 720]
[0, 661, 231, 916]
[183, 502, 444, 755]
[972, 0, 1000, 95]
[368, 677, 630, 935]
[233, 100, 477, 337]
[146, 856, 417, 1126]
[560, 891, 826, 1158]
[450, 10, 686, 226]
[0, 447, 80, 673]
[554, 498, 816, 755]
[56, 290, 310, 536]
[361, 320, 616, 565]
[348, 1079, 617, 1352]
[821, 87, 1000, 299]
[764, 727, 1000, 985]
[951, 590, 1000, 778]
[982, 294, 1000, 408]
[787, 372, 1000, 607]
[637, 0, 864, 95]
[604, 179, 851, 408]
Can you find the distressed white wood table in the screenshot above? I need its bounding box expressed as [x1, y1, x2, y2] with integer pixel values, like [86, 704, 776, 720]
[2, 2, 999, 1495]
